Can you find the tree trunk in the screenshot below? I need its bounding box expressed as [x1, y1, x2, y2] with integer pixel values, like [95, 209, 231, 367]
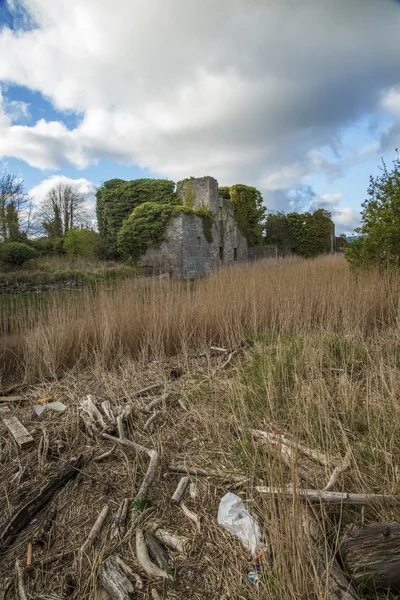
[341, 521, 400, 590]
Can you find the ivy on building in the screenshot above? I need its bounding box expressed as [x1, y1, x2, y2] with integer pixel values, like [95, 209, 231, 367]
[218, 184, 266, 246]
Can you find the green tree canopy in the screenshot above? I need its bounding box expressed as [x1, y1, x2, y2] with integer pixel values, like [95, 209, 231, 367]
[64, 227, 102, 258]
[96, 178, 177, 258]
[346, 156, 400, 268]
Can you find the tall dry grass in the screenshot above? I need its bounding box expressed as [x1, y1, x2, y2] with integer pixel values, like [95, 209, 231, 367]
[1, 254, 399, 382]
[2, 255, 400, 598]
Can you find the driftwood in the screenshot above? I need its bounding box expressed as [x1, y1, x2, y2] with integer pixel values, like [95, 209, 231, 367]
[144, 394, 169, 412]
[180, 503, 201, 532]
[98, 556, 135, 600]
[324, 451, 351, 491]
[95, 446, 117, 462]
[144, 411, 161, 432]
[0, 455, 83, 554]
[111, 499, 129, 539]
[135, 529, 171, 579]
[81, 505, 109, 553]
[0, 395, 25, 403]
[115, 555, 143, 589]
[168, 464, 248, 484]
[341, 522, 400, 589]
[303, 508, 359, 600]
[144, 531, 173, 576]
[3, 416, 34, 449]
[15, 559, 28, 600]
[171, 476, 190, 504]
[155, 528, 192, 554]
[256, 487, 400, 505]
[38, 427, 49, 468]
[189, 482, 199, 500]
[79, 395, 107, 437]
[117, 415, 126, 440]
[101, 401, 115, 425]
[102, 434, 159, 503]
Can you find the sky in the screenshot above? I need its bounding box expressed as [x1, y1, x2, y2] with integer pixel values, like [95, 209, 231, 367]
[1, 0, 400, 235]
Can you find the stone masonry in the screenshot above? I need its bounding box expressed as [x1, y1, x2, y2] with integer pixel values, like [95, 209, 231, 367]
[139, 177, 248, 278]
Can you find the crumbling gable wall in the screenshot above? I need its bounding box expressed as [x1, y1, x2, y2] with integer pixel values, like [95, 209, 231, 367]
[139, 176, 248, 278]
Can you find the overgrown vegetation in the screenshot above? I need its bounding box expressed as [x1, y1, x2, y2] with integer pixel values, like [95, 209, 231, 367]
[96, 178, 178, 257]
[346, 154, 400, 269]
[220, 184, 266, 246]
[265, 208, 333, 257]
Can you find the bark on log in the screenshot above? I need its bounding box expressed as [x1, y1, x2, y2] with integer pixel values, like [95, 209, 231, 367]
[302, 508, 359, 600]
[341, 521, 400, 589]
[98, 556, 135, 600]
[256, 487, 400, 506]
[0, 455, 83, 554]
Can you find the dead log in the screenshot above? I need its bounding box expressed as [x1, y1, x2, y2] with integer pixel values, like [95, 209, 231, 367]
[102, 434, 159, 504]
[256, 487, 400, 505]
[0, 455, 83, 554]
[303, 508, 359, 600]
[98, 556, 135, 600]
[341, 522, 400, 589]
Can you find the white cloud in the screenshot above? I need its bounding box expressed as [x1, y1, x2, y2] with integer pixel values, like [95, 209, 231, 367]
[0, 0, 399, 195]
[29, 175, 98, 220]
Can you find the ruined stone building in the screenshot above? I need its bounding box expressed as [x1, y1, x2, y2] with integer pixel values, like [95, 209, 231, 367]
[139, 177, 248, 278]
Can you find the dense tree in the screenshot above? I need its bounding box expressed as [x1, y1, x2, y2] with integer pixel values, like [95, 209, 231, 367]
[64, 227, 101, 258]
[0, 172, 29, 242]
[39, 183, 86, 237]
[346, 155, 400, 268]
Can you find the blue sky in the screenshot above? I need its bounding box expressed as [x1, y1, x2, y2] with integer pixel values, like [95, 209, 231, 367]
[1, 0, 400, 235]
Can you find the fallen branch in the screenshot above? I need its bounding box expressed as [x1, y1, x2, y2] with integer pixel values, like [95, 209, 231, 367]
[81, 505, 109, 553]
[0, 455, 83, 553]
[144, 411, 161, 432]
[171, 476, 190, 504]
[38, 427, 49, 469]
[15, 559, 28, 600]
[94, 445, 117, 462]
[0, 395, 25, 403]
[117, 415, 126, 440]
[98, 556, 135, 600]
[102, 433, 159, 503]
[168, 464, 248, 484]
[115, 555, 143, 589]
[79, 395, 107, 437]
[144, 394, 169, 412]
[135, 529, 171, 579]
[180, 503, 201, 532]
[323, 451, 351, 491]
[256, 487, 400, 505]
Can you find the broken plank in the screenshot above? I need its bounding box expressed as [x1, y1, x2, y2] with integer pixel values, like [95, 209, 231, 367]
[0, 455, 83, 554]
[3, 416, 34, 448]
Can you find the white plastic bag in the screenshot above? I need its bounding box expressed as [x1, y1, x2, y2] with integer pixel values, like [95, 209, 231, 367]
[217, 492, 268, 557]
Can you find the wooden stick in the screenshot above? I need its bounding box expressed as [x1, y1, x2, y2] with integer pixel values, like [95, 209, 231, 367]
[135, 382, 164, 396]
[256, 487, 400, 505]
[151, 590, 162, 600]
[115, 555, 143, 589]
[102, 433, 159, 503]
[168, 464, 248, 484]
[38, 427, 49, 469]
[117, 415, 126, 440]
[81, 505, 109, 553]
[94, 445, 117, 462]
[210, 346, 229, 353]
[0, 395, 25, 403]
[323, 451, 351, 491]
[180, 503, 201, 532]
[144, 393, 169, 412]
[171, 476, 190, 504]
[144, 411, 160, 431]
[26, 541, 33, 568]
[0, 455, 83, 553]
[135, 529, 171, 579]
[15, 559, 28, 600]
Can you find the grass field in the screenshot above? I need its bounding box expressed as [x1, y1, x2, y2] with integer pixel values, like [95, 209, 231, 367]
[1, 255, 400, 598]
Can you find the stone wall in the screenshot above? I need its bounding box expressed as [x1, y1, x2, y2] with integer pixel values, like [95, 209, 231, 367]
[140, 176, 248, 278]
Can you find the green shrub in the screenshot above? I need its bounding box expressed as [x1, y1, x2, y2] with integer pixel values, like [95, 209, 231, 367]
[64, 228, 101, 258]
[0, 242, 36, 266]
[31, 237, 65, 256]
